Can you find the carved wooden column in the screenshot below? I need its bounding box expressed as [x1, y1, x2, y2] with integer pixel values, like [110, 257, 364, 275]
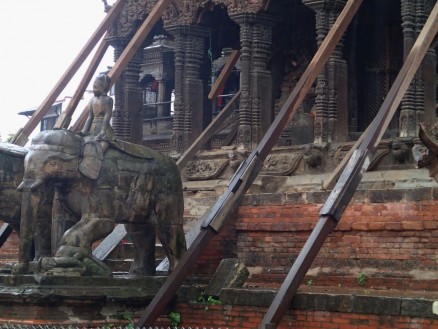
[111, 49, 143, 143]
[251, 14, 276, 145]
[233, 15, 252, 149]
[231, 13, 276, 149]
[105, 0, 156, 144]
[167, 25, 209, 153]
[111, 42, 141, 143]
[304, 0, 348, 143]
[170, 29, 185, 154]
[416, 1, 436, 125]
[400, 0, 436, 137]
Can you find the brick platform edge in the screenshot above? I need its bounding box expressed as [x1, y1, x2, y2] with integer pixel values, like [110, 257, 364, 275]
[0, 282, 437, 328]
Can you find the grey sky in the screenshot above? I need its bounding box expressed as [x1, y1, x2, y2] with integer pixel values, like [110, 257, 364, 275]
[0, 0, 115, 140]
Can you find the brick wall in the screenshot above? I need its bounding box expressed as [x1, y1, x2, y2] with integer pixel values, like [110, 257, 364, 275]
[2, 186, 438, 328]
[236, 200, 438, 291]
[155, 304, 438, 329]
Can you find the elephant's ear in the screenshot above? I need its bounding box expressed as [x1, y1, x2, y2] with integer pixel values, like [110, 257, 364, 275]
[79, 140, 104, 180]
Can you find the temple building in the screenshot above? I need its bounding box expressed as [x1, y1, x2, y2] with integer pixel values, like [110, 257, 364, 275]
[1, 0, 438, 328]
[109, 0, 436, 178]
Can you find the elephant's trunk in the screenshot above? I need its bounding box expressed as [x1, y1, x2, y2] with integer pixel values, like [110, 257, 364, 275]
[16, 183, 42, 270]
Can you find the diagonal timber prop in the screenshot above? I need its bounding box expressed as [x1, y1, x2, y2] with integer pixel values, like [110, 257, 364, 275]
[136, 0, 363, 326]
[11, 0, 125, 146]
[208, 50, 241, 100]
[260, 2, 438, 328]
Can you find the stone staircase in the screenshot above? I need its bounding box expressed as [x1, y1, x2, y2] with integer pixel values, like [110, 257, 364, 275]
[102, 239, 167, 275]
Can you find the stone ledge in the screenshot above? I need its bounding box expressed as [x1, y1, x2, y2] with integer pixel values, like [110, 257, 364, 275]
[218, 286, 438, 319]
[183, 169, 438, 205]
[1, 275, 438, 319]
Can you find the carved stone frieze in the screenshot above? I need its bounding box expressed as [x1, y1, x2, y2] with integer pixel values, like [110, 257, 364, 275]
[184, 159, 230, 180]
[209, 0, 267, 16]
[163, 0, 198, 26]
[262, 153, 303, 176]
[109, 0, 157, 38]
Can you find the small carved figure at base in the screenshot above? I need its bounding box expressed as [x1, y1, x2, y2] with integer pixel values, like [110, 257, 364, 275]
[39, 252, 112, 277]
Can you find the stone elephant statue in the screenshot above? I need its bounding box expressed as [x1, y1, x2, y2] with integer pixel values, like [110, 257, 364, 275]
[15, 129, 186, 276]
[0, 142, 55, 260]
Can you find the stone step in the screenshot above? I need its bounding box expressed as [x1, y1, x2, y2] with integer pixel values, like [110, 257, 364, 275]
[105, 241, 165, 260]
[103, 242, 166, 272]
[104, 257, 165, 273]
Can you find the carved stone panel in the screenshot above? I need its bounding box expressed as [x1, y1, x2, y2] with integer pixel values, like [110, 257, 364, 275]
[184, 159, 230, 180]
[261, 153, 303, 176]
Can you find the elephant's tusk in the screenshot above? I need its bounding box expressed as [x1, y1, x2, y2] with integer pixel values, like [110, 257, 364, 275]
[17, 179, 45, 191]
[30, 179, 44, 191]
[17, 181, 25, 191]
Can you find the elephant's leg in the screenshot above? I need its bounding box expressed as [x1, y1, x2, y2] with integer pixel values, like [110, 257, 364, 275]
[34, 187, 55, 259]
[13, 188, 40, 274]
[51, 189, 78, 254]
[156, 194, 186, 271]
[125, 222, 156, 276]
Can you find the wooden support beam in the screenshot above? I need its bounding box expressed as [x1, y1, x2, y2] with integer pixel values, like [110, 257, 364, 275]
[12, 0, 125, 146]
[54, 35, 110, 130]
[260, 2, 438, 328]
[176, 91, 241, 170]
[136, 0, 363, 326]
[71, 0, 171, 132]
[208, 50, 241, 100]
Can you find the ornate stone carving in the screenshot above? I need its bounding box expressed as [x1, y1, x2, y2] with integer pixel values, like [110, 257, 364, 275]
[262, 153, 303, 176]
[303, 144, 324, 168]
[210, 0, 266, 16]
[184, 159, 230, 180]
[391, 140, 411, 165]
[109, 0, 157, 38]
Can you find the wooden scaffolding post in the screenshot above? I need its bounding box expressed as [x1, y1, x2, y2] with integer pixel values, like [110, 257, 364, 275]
[11, 0, 125, 146]
[136, 0, 363, 326]
[260, 2, 438, 328]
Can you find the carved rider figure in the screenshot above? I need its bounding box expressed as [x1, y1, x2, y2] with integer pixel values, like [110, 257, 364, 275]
[80, 73, 115, 179]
